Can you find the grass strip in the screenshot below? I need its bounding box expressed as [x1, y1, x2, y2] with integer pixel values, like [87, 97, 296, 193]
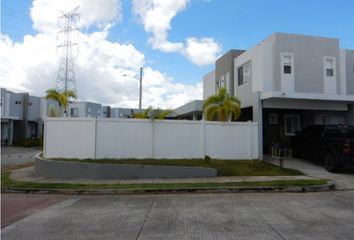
[1, 171, 326, 190]
[52, 158, 304, 176]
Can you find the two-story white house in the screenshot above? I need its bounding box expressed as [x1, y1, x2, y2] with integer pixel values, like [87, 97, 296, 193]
[204, 33, 354, 156]
[68, 102, 103, 118]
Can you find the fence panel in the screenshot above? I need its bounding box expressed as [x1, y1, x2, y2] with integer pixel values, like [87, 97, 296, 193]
[44, 118, 95, 159]
[44, 118, 259, 160]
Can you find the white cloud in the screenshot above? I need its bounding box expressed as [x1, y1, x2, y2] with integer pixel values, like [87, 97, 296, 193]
[30, 0, 122, 33]
[0, 0, 202, 109]
[184, 37, 222, 66]
[132, 0, 187, 52]
[132, 0, 222, 65]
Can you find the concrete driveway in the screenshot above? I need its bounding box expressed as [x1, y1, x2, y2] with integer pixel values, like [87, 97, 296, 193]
[1, 146, 40, 169]
[266, 155, 354, 190]
[2, 191, 354, 240]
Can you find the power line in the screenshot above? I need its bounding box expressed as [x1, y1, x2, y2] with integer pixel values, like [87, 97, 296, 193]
[56, 6, 79, 95]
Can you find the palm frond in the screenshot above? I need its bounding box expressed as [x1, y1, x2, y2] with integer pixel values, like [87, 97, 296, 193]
[204, 104, 219, 121]
[203, 87, 242, 122]
[157, 109, 174, 119]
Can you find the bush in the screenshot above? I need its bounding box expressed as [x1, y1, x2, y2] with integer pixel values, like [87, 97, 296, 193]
[204, 155, 212, 163]
[15, 138, 41, 147]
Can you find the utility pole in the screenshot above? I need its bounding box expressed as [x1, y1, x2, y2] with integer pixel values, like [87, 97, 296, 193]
[139, 67, 143, 110]
[123, 67, 143, 110]
[56, 6, 79, 95]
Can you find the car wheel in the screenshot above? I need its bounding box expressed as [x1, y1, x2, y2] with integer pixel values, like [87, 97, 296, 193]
[324, 152, 341, 173]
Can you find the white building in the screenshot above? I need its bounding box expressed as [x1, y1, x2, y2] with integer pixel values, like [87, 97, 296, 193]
[203, 32, 354, 154]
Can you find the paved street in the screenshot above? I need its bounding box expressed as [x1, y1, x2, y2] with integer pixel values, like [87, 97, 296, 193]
[1, 147, 40, 169]
[2, 191, 354, 240]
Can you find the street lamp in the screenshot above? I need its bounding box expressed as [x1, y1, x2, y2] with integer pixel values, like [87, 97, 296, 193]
[123, 67, 143, 110]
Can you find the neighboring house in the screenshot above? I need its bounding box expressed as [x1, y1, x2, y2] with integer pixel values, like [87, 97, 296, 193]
[203, 32, 354, 154]
[102, 106, 111, 118]
[173, 100, 203, 120]
[69, 102, 103, 118]
[1, 88, 50, 145]
[111, 107, 144, 118]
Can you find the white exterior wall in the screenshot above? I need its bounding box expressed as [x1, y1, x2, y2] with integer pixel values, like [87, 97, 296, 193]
[232, 33, 354, 104]
[204, 121, 258, 159]
[339, 49, 347, 95]
[96, 119, 153, 159]
[203, 70, 216, 100]
[44, 118, 96, 159]
[44, 118, 259, 160]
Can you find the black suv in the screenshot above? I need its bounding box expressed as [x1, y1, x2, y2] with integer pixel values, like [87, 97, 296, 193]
[292, 124, 354, 172]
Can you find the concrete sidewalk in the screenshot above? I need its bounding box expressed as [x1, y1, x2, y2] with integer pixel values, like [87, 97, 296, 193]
[11, 166, 316, 184]
[265, 154, 354, 190]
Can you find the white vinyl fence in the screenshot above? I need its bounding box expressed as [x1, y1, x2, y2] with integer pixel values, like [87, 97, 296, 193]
[44, 118, 259, 160]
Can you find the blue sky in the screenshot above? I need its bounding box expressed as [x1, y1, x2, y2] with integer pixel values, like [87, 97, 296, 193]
[1, 0, 354, 107]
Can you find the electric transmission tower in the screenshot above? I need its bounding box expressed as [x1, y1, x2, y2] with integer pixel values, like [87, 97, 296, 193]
[56, 6, 80, 95]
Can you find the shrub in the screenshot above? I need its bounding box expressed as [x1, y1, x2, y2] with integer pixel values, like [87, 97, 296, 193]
[204, 155, 212, 163]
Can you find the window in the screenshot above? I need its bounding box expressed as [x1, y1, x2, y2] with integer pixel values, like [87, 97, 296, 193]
[325, 59, 334, 77]
[238, 66, 244, 85]
[70, 107, 79, 117]
[243, 62, 251, 83]
[237, 62, 251, 86]
[284, 115, 301, 136]
[283, 55, 292, 74]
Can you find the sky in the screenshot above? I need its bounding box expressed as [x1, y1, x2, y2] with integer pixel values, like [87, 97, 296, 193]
[1, 0, 354, 109]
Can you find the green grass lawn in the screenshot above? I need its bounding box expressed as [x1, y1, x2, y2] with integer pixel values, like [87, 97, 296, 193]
[54, 158, 304, 176]
[1, 171, 326, 190]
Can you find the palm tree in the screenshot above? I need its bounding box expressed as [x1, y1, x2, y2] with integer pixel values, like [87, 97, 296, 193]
[45, 89, 77, 117]
[203, 87, 241, 121]
[133, 106, 174, 120]
[133, 106, 153, 119]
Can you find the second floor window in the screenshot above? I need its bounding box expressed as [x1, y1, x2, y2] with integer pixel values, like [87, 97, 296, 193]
[325, 59, 334, 77]
[238, 66, 243, 85]
[238, 62, 251, 86]
[283, 55, 292, 74]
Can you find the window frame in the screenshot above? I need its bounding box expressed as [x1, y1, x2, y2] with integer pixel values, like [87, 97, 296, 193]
[284, 114, 301, 136]
[238, 66, 244, 86]
[323, 56, 336, 79]
[237, 61, 251, 86]
[282, 55, 292, 74]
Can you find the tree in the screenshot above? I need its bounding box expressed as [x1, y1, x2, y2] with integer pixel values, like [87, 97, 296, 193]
[133, 106, 174, 120]
[203, 87, 241, 121]
[45, 89, 77, 117]
[133, 106, 153, 119]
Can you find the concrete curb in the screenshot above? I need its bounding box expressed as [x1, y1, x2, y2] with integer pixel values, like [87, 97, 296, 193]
[1, 181, 335, 195]
[35, 154, 217, 180]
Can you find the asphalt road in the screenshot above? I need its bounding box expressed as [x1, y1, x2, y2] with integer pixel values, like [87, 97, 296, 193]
[2, 191, 354, 240]
[1, 147, 40, 168]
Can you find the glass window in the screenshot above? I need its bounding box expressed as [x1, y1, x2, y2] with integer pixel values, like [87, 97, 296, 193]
[283, 55, 292, 74]
[238, 66, 243, 85]
[243, 62, 250, 83]
[284, 115, 301, 136]
[325, 59, 334, 77]
[238, 62, 251, 86]
[284, 65, 291, 74]
[70, 107, 79, 117]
